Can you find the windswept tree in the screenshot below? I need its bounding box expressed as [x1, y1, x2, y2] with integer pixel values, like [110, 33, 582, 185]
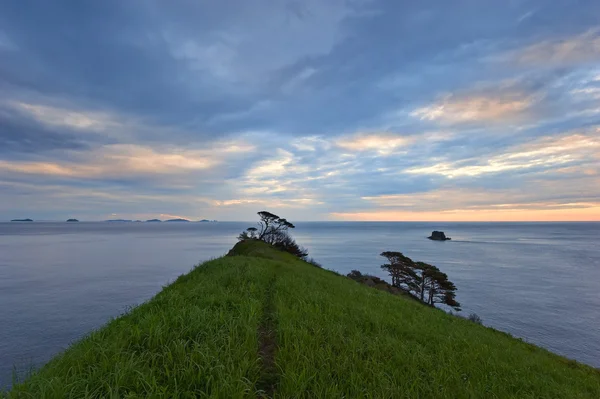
[238, 211, 308, 259]
[380, 251, 419, 294]
[417, 262, 461, 310]
[381, 252, 460, 311]
[256, 211, 296, 244]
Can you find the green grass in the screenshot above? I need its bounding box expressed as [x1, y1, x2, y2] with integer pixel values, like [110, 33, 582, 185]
[6, 240, 600, 398]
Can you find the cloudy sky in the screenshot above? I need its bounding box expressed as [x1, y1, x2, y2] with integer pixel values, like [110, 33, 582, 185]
[1, 0, 599, 221]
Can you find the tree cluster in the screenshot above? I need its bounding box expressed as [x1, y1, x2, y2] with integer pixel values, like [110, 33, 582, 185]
[238, 211, 308, 259]
[381, 251, 460, 310]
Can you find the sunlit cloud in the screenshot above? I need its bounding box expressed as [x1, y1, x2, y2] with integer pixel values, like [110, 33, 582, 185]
[411, 93, 535, 124]
[406, 132, 600, 178]
[0, 141, 254, 179]
[246, 149, 296, 178]
[335, 133, 412, 155]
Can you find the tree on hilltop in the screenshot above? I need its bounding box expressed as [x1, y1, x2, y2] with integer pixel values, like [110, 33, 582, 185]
[238, 211, 308, 259]
[256, 211, 296, 243]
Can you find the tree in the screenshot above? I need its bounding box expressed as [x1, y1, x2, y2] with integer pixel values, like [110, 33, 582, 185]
[237, 227, 258, 241]
[380, 251, 419, 295]
[420, 263, 461, 310]
[381, 252, 460, 311]
[271, 229, 308, 258]
[237, 211, 308, 259]
[247, 227, 258, 238]
[256, 211, 296, 244]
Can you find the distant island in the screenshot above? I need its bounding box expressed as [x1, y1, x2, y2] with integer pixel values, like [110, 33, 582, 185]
[11, 218, 33, 222]
[165, 218, 190, 222]
[66, 219, 79, 222]
[146, 219, 162, 222]
[428, 231, 451, 241]
[106, 219, 132, 222]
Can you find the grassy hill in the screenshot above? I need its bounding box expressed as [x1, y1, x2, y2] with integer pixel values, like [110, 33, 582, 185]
[6, 240, 600, 398]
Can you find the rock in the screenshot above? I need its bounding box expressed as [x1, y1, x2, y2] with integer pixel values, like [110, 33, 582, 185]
[428, 231, 451, 241]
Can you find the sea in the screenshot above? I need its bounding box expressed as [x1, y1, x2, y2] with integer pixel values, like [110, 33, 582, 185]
[1, 221, 599, 388]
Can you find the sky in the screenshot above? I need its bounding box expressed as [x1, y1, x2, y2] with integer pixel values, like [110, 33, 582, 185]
[1, 0, 599, 222]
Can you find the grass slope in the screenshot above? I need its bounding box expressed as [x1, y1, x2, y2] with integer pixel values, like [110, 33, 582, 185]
[6, 240, 600, 398]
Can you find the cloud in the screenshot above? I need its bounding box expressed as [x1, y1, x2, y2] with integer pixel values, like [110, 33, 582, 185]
[0, 141, 254, 180]
[335, 133, 413, 155]
[405, 132, 600, 178]
[334, 172, 600, 221]
[0, 110, 93, 154]
[411, 90, 536, 125]
[508, 28, 600, 67]
[163, 0, 365, 89]
[290, 136, 330, 152]
[10, 101, 123, 133]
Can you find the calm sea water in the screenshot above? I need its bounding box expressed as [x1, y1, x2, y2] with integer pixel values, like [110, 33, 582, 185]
[1, 221, 599, 387]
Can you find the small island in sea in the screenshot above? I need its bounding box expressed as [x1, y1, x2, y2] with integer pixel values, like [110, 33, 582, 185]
[145, 219, 162, 222]
[105, 219, 133, 222]
[11, 218, 33, 222]
[66, 219, 79, 222]
[428, 230, 451, 241]
[165, 218, 190, 222]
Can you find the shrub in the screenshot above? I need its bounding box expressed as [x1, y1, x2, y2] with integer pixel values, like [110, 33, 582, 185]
[272, 230, 309, 258]
[347, 270, 363, 279]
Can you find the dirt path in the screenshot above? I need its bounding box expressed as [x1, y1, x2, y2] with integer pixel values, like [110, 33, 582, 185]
[256, 273, 279, 398]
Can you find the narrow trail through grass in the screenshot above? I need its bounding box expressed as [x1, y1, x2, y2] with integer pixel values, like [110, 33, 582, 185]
[256, 270, 279, 398]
